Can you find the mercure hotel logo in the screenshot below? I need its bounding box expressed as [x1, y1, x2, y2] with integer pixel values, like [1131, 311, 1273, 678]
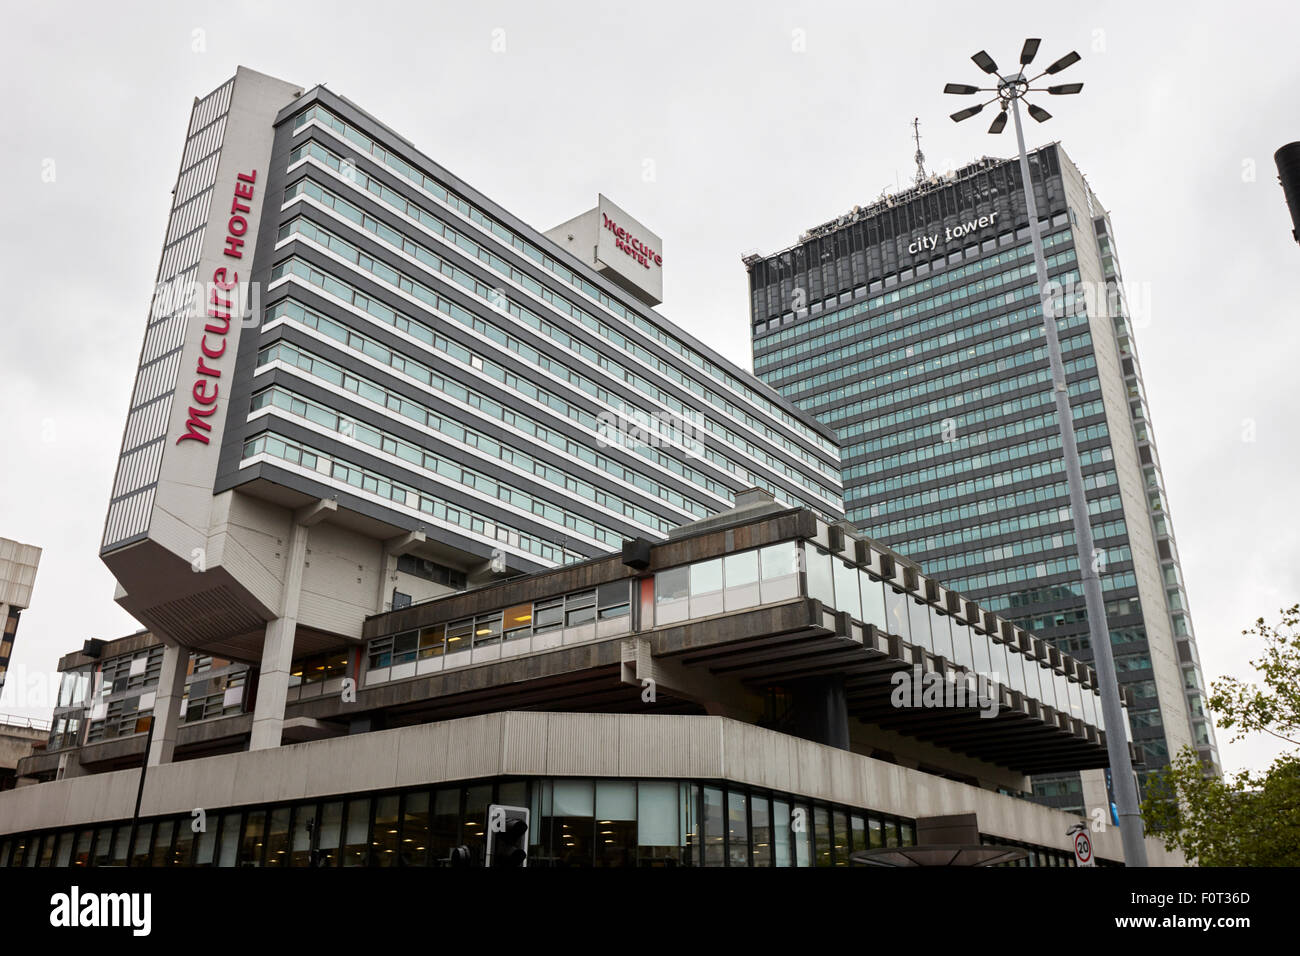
[602, 212, 662, 270]
[177, 169, 258, 445]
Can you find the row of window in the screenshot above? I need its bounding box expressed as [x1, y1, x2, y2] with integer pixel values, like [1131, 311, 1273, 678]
[762, 291, 1080, 400]
[290, 108, 836, 460]
[847, 444, 1114, 518]
[857, 397, 1106, 476]
[862, 482, 1117, 545]
[653, 544, 802, 626]
[824, 337, 1096, 430]
[753, 226, 1075, 354]
[837, 366, 1099, 453]
[840, 372, 1099, 449]
[267, 297, 715, 519]
[6, 774, 1091, 869]
[884, 494, 1123, 558]
[268, 257, 830, 518]
[367, 543, 807, 679]
[754, 233, 1075, 374]
[773, 267, 1087, 400]
[855, 421, 1111, 496]
[914, 518, 1130, 578]
[368, 582, 632, 668]
[252, 380, 659, 545]
[242, 431, 584, 566]
[285, 175, 840, 488]
[277, 211, 840, 510]
[803, 547, 1109, 732]
[944, 557, 1135, 599]
[963, 575, 1144, 623]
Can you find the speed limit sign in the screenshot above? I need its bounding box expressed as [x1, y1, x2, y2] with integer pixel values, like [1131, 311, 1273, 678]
[1072, 829, 1095, 867]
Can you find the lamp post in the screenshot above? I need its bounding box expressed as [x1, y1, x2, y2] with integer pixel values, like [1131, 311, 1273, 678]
[944, 40, 1148, 867]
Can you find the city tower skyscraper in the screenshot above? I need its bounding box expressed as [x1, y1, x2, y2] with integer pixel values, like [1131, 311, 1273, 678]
[746, 144, 1218, 809]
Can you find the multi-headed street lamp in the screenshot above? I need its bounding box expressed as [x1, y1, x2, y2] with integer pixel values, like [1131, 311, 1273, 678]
[944, 41, 1149, 868]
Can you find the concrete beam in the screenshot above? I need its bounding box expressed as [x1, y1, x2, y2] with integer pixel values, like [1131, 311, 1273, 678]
[619, 637, 763, 722]
[383, 530, 426, 556]
[294, 497, 337, 528]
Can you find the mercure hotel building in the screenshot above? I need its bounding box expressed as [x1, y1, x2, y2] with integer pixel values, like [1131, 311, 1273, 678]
[0, 68, 1182, 866]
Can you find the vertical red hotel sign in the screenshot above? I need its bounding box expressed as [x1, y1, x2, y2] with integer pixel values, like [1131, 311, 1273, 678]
[177, 170, 258, 445]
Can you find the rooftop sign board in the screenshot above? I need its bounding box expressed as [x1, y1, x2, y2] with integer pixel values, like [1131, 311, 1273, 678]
[546, 194, 664, 307]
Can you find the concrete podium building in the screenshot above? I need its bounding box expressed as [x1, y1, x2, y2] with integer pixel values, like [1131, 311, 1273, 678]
[1, 498, 1181, 866]
[745, 146, 1218, 810]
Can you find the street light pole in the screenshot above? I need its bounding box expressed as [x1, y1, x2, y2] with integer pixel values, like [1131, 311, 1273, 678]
[946, 41, 1148, 867]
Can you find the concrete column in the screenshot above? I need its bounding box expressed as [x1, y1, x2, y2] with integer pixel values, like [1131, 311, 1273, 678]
[249, 507, 321, 751]
[146, 642, 190, 766]
[788, 675, 851, 751]
[374, 530, 426, 613]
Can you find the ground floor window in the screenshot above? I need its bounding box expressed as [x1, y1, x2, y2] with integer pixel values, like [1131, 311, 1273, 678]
[0, 774, 964, 868]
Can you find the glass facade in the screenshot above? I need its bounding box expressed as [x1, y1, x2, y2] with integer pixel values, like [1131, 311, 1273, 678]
[49, 645, 250, 753]
[747, 144, 1210, 794]
[363, 536, 1114, 747]
[0, 774, 963, 869]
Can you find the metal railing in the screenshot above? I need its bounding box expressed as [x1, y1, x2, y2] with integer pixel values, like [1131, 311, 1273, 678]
[0, 712, 51, 732]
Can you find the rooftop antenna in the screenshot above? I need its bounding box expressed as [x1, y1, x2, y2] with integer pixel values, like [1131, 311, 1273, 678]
[912, 117, 928, 185]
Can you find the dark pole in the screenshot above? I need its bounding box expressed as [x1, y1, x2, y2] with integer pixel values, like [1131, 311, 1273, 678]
[945, 41, 1147, 866]
[126, 715, 157, 867]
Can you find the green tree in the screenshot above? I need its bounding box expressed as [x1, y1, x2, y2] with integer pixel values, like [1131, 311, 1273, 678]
[1142, 603, 1300, 866]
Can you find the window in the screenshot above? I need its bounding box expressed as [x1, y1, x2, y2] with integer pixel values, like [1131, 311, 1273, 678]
[689, 559, 723, 596]
[772, 799, 792, 867]
[565, 591, 596, 627]
[595, 781, 636, 867]
[596, 582, 630, 621]
[400, 792, 431, 866]
[503, 605, 532, 641]
[907, 595, 933, 653]
[813, 806, 832, 867]
[724, 550, 761, 611]
[884, 587, 910, 641]
[858, 573, 886, 630]
[805, 548, 834, 608]
[341, 798, 371, 866]
[445, 619, 473, 654]
[833, 559, 861, 620]
[654, 567, 690, 625]
[548, 779, 595, 868]
[726, 791, 749, 867]
[373, 795, 400, 867]
[760, 543, 800, 603]
[419, 625, 445, 658]
[701, 787, 726, 867]
[724, 550, 759, 588]
[473, 613, 502, 648]
[392, 631, 417, 665]
[238, 811, 265, 867]
[533, 598, 563, 634]
[689, 559, 724, 617]
[636, 781, 682, 866]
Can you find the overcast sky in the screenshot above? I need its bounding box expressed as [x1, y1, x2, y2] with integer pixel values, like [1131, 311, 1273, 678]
[1, 1, 1296, 777]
